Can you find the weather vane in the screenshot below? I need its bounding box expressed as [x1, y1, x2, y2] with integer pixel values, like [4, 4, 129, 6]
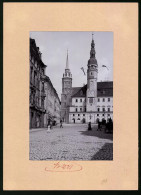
[92, 32, 94, 39]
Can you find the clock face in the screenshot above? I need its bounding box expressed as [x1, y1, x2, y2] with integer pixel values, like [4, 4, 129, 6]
[89, 90, 95, 96]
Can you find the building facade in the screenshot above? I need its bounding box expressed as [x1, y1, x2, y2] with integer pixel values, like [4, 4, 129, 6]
[30, 38, 47, 128]
[61, 36, 113, 124]
[30, 38, 61, 128]
[44, 76, 61, 126]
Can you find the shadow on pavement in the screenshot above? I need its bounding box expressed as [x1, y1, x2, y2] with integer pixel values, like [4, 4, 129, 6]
[91, 143, 113, 160]
[79, 125, 113, 141]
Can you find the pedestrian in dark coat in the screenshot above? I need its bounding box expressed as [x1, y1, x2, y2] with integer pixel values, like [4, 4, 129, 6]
[88, 122, 92, 131]
[50, 120, 53, 129]
[60, 119, 63, 128]
[97, 121, 102, 131]
[48, 119, 51, 127]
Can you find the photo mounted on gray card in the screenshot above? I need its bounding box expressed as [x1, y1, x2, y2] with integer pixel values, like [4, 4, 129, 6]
[29, 31, 113, 160]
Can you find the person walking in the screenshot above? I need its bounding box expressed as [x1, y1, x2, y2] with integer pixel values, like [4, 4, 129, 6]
[47, 118, 50, 127]
[60, 119, 63, 128]
[88, 122, 92, 131]
[50, 120, 53, 129]
[47, 118, 51, 132]
[97, 120, 101, 131]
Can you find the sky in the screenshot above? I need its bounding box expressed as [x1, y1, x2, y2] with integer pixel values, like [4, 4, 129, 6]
[30, 31, 113, 99]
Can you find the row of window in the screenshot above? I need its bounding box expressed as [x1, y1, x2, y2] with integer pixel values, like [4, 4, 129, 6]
[75, 99, 83, 102]
[75, 107, 86, 112]
[74, 98, 111, 103]
[74, 107, 111, 112]
[97, 114, 111, 117]
[97, 107, 111, 112]
[72, 113, 111, 117]
[98, 98, 111, 102]
[73, 114, 85, 117]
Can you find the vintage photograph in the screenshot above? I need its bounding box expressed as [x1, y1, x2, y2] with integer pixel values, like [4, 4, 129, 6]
[29, 31, 113, 160]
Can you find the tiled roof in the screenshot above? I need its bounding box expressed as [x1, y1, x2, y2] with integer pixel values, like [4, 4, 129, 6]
[71, 87, 81, 96]
[97, 81, 113, 89]
[97, 81, 113, 97]
[71, 81, 113, 98]
[72, 85, 87, 97]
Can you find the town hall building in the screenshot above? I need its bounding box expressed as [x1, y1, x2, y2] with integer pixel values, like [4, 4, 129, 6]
[61, 35, 113, 124]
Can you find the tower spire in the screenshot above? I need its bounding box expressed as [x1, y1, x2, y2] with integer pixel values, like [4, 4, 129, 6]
[92, 32, 94, 40]
[90, 32, 95, 58]
[66, 49, 69, 69]
[87, 33, 98, 67]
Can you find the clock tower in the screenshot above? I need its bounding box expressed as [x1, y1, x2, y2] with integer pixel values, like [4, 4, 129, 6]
[86, 34, 98, 113]
[61, 50, 72, 123]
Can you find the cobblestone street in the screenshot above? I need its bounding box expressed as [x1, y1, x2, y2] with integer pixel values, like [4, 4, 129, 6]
[30, 124, 113, 160]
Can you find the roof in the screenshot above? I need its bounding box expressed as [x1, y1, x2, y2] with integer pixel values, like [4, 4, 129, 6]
[71, 81, 113, 98]
[97, 81, 113, 97]
[88, 58, 97, 66]
[72, 85, 87, 97]
[97, 81, 113, 89]
[45, 75, 61, 103]
[71, 87, 81, 96]
[30, 38, 47, 67]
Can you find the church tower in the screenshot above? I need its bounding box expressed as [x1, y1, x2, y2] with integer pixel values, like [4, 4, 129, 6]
[61, 50, 72, 123]
[86, 34, 98, 113]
